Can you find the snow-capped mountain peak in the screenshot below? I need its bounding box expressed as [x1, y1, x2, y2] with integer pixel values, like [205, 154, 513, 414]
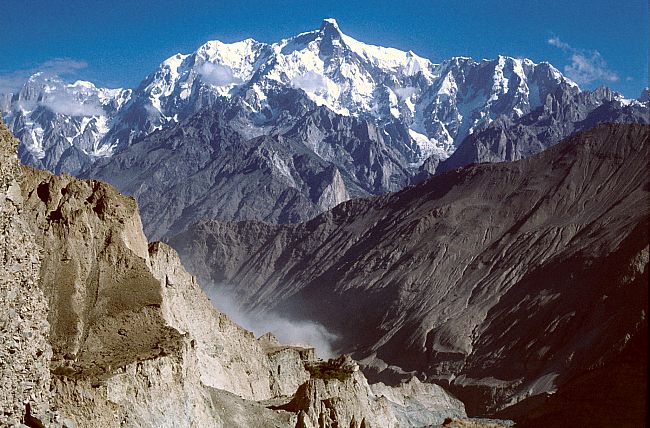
[3, 18, 600, 174]
[196, 38, 267, 83]
[259, 19, 438, 122]
[320, 17, 340, 29]
[1, 72, 130, 168]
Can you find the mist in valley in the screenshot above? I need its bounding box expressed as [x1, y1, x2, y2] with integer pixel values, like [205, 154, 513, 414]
[203, 283, 339, 359]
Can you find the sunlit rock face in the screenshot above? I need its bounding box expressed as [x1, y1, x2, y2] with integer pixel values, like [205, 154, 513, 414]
[0, 115, 53, 427]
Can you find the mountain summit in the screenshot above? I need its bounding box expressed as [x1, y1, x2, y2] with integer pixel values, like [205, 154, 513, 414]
[319, 17, 343, 37]
[2, 18, 599, 175]
[320, 17, 340, 29]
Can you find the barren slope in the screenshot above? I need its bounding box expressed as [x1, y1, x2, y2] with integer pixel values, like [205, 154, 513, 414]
[171, 123, 649, 415]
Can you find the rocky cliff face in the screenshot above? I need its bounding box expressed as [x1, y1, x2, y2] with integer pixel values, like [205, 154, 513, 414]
[13, 120, 300, 425]
[2, 120, 487, 427]
[82, 105, 378, 240]
[0, 119, 55, 426]
[170, 123, 649, 418]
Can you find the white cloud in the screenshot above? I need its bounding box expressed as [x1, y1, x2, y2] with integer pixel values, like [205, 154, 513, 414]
[291, 71, 329, 93]
[198, 62, 242, 86]
[0, 72, 30, 95]
[565, 51, 619, 84]
[40, 93, 104, 117]
[394, 86, 418, 99]
[547, 36, 619, 85]
[547, 36, 570, 51]
[0, 58, 89, 95]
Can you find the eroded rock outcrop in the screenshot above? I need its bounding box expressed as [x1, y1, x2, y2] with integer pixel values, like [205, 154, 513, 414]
[0, 119, 300, 425]
[2, 119, 476, 427]
[259, 332, 315, 397]
[285, 356, 396, 428]
[12, 126, 306, 425]
[282, 356, 471, 428]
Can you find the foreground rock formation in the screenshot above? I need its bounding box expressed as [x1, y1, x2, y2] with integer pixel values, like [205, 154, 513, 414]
[1, 119, 495, 427]
[1, 118, 55, 426]
[171, 123, 649, 421]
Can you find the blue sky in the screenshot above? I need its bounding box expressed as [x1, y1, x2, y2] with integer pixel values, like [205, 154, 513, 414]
[0, 0, 647, 97]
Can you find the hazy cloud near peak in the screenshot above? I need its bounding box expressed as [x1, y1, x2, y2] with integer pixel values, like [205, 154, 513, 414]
[0, 58, 89, 95]
[394, 86, 418, 99]
[0, 72, 29, 97]
[40, 93, 104, 117]
[547, 36, 619, 85]
[291, 71, 329, 93]
[198, 62, 243, 87]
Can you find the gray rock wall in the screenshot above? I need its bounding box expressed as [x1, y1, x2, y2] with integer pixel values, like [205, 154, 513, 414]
[0, 122, 54, 425]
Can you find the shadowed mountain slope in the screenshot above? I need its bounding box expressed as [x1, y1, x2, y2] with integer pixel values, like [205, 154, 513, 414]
[170, 123, 649, 415]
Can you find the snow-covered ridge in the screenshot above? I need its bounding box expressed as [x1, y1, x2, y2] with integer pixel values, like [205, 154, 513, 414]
[122, 18, 580, 161]
[3, 18, 628, 174]
[132, 18, 439, 121]
[2, 73, 131, 163]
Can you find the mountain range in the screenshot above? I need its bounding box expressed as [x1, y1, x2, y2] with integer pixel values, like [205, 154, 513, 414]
[1, 18, 648, 426]
[3, 19, 646, 239]
[2, 19, 579, 170]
